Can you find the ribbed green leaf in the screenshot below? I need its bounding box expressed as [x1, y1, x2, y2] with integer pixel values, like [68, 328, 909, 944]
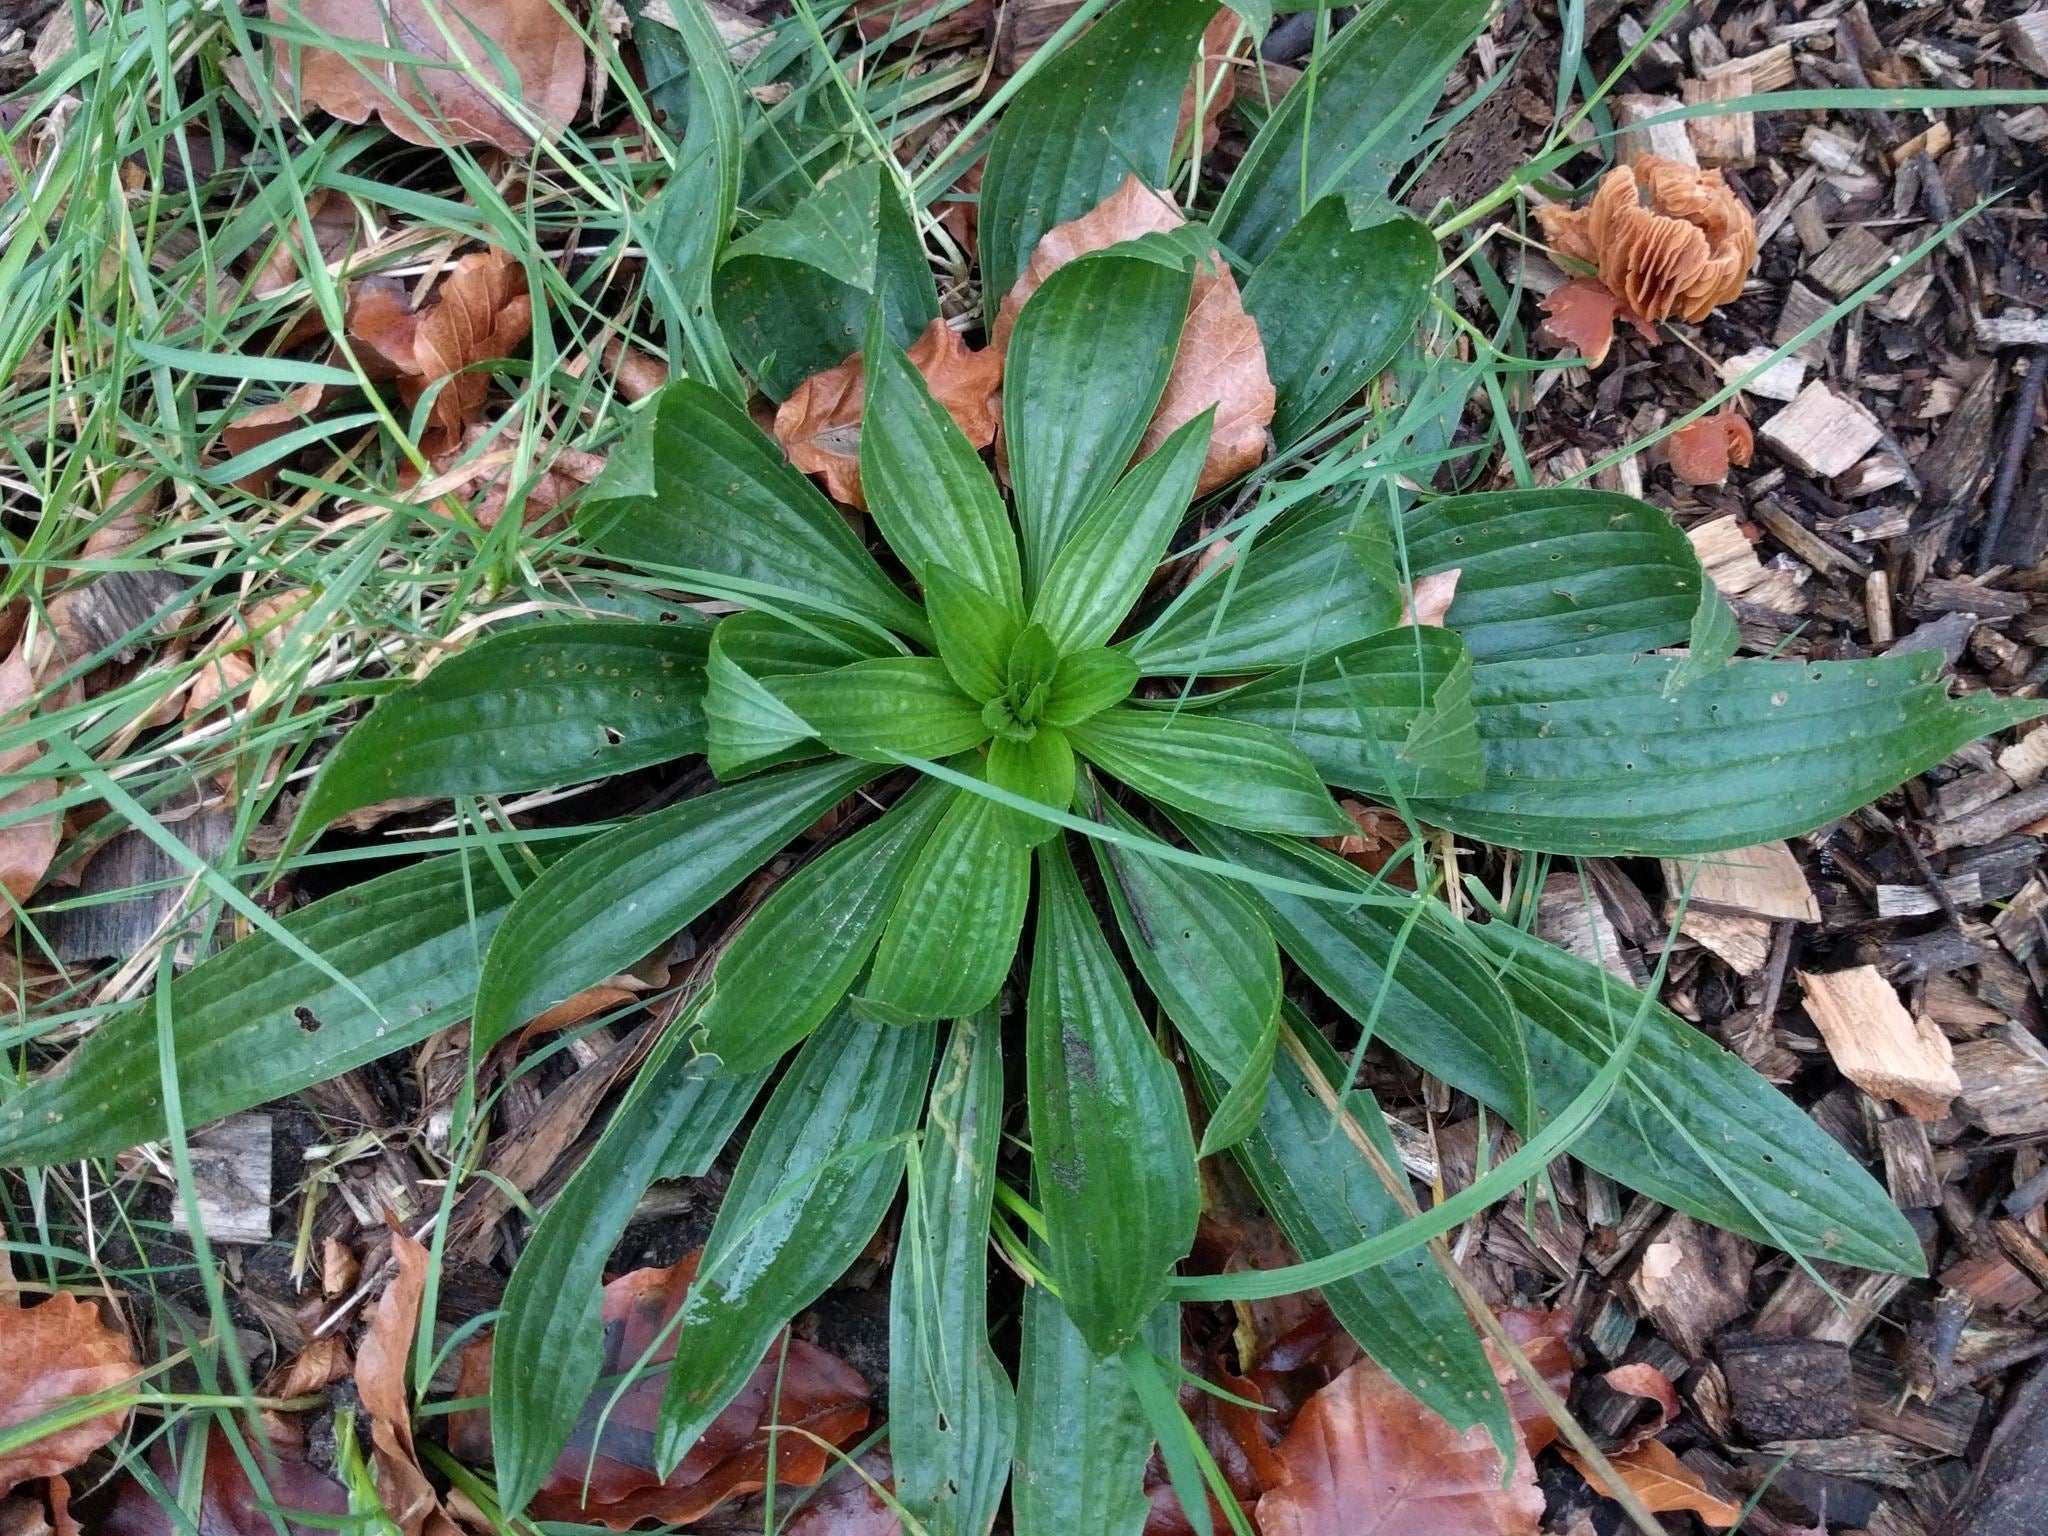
[987, 727, 1076, 846]
[699, 784, 950, 1071]
[577, 379, 928, 640]
[1467, 915, 1925, 1274]
[1070, 707, 1352, 836]
[1212, 0, 1491, 264]
[1006, 252, 1193, 591]
[1404, 488, 1728, 664]
[1417, 652, 2048, 855]
[977, 0, 1217, 310]
[1032, 412, 1212, 653]
[1087, 786, 1278, 1082]
[860, 784, 1031, 1023]
[770, 658, 989, 763]
[293, 620, 710, 846]
[473, 759, 880, 1056]
[1013, 1292, 1173, 1536]
[714, 162, 938, 399]
[1208, 1021, 1508, 1443]
[1202, 626, 1484, 799]
[704, 623, 823, 777]
[1242, 204, 1437, 446]
[1122, 498, 1401, 676]
[655, 1008, 934, 1469]
[1195, 1002, 1278, 1158]
[0, 852, 529, 1165]
[1044, 648, 1140, 727]
[863, 338, 1022, 611]
[890, 1015, 1015, 1536]
[493, 1021, 766, 1514]
[1176, 821, 1537, 1133]
[1027, 839, 1199, 1356]
[925, 565, 1022, 702]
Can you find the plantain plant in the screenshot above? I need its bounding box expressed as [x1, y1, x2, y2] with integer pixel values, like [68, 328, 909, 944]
[2, 2, 2037, 1533]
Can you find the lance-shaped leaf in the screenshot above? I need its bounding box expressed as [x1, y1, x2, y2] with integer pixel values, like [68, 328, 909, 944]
[925, 565, 1022, 703]
[986, 727, 1077, 847]
[1242, 204, 1437, 446]
[977, 0, 1217, 311]
[1415, 652, 2048, 856]
[1402, 488, 1728, 664]
[1175, 820, 1537, 1134]
[655, 1008, 934, 1470]
[1045, 648, 1140, 727]
[576, 379, 928, 641]
[1466, 915, 1926, 1274]
[1027, 839, 1199, 1357]
[1122, 498, 1401, 676]
[1086, 785, 1278, 1084]
[770, 658, 989, 763]
[1013, 1291, 1174, 1536]
[493, 1021, 767, 1514]
[1195, 1020, 1512, 1456]
[1201, 626, 1485, 800]
[863, 335, 1021, 612]
[1006, 251, 1192, 592]
[1212, 0, 1491, 264]
[859, 782, 1031, 1023]
[890, 1015, 1015, 1536]
[1032, 411, 1213, 654]
[473, 758, 881, 1057]
[703, 611, 897, 778]
[1069, 707, 1352, 837]
[715, 162, 938, 399]
[0, 851, 530, 1165]
[293, 621, 710, 845]
[699, 783, 951, 1072]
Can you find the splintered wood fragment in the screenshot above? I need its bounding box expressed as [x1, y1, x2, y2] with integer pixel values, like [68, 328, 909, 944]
[1937, 767, 2019, 821]
[1537, 872, 1628, 977]
[1977, 310, 2048, 349]
[1953, 1028, 2048, 1135]
[1717, 1334, 1856, 1441]
[1940, 1252, 2041, 1312]
[1703, 41, 1795, 90]
[1875, 872, 1985, 918]
[1627, 1212, 1754, 1358]
[1932, 1354, 2048, 1536]
[1614, 93, 1698, 166]
[1772, 280, 1837, 366]
[1719, 346, 1806, 402]
[2005, 11, 2048, 76]
[1761, 382, 1885, 478]
[1928, 781, 2048, 851]
[2000, 728, 2048, 789]
[168, 1113, 273, 1245]
[1806, 225, 1893, 296]
[1836, 454, 1907, 498]
[1682, 72, 1754, 166]
[1664, 841, 1819, 921]
[1754, 1263, 1908, 1345]
[1875, 1113, 1944, 1208]
[1674, 908, 1774, 974]
[1797, 967, 1960, 1121]
[1854, 1355, 1986, 1458]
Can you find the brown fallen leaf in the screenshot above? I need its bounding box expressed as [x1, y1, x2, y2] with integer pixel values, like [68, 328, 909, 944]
[98, 1421, 349, 1536]
[452, 1253, 873, 1529]
[357, 1230, 460, 1536]
[1319, 799, 1416, 885]
[1177, 8, 1246, 157]
[270, 0, 585, 152]
[778, 1451, 900, 1536]
[775, 318, 1003, 510]
[1561, 1438, 1744, 1527]
[217, 381, 329, 493]
[1664, 410, 1755, 487]
[1255, 1356, 1544, 1536]
[853, 0, 992, 46]
[0, 1292, 138, 1497]
[1599, 1361, 1681, 1452]
[1536, 156, 1757, 326]
[345, 250, 533, 454]
[991, 174, 1187, 354]
[1400, 568, 1461, 628]
[252, 186, 358, 298]
[1490, 1307, 1577, 1457]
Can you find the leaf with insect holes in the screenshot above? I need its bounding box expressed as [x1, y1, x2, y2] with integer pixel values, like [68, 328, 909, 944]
[291, 620, 710, 846]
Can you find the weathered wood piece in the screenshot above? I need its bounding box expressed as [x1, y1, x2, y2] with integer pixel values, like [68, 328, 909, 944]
[1797, 966, 1961, 1121]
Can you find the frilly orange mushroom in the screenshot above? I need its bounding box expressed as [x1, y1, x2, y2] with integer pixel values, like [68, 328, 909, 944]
[1537, 155, 1757, 325]
[1664, 409, 1755, 487]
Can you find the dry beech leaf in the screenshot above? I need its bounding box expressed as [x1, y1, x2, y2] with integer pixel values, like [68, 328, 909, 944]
[357, 1231, 461, 1536]
[99, 1421, 347, 1536]
[450, 1253, 873, 1529]
[1536, 156, 1756, 325]
[1561, 1439, 1743, 1527]
[1665, 410, 1755, 487]
[1177, 7, 1247, 157]
[1400, 568, 1461, 628]
[345, 250, 533, 454]
[1489, 1307, 1576, 1457]
[996, 174, 1275, 495]
[1319, 799, 1414, 885]
[252, 187, 357, 298]
[0, 1293, 138, 1496]
[270, 0, 585, 153]
[775, 318, 1003, 510]
[1255, 1357, 1544, 1536]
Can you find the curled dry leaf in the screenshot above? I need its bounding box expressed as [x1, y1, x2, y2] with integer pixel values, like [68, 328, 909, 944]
[1536, 156, 1757, 325]
[1560, 1439, 1744, 1527]
[1320, 799, 1415, 885]
[1664, 410, 1755, 487]
[1255, 1356, 1544, 1536]
[345, 249, 533, 454]
[775, 317, 1003, 510]
[0, 1292, 138, 1496]
[99, 1421, 348, 1536]
[269, 0, 585, 152]
[452, 1253, 873, 1529]
[1400, 568, 1461, 628]
[356, 1230, 460, 1536]
[996, 174, 1275, 495]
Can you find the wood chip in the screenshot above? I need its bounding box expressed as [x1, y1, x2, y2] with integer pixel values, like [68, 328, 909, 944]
[1806, 225, 1894, 297]
[1627, 1212, 1755, 1358]
[1718, 1334, 1856, 1441]
[1614, 92, 1698, 167]
[2004, 11, 2048, 77]
[1772, 280, 1837, 367]
[1761, 382, 1885, 478]
[1997, 728, 2048, 789]
[168, 1113, 274, 1245]
[1797, 966, 1961, 1121]
[1664, 841, 1819, 922]
[1977, 310, 2048, 349]
[1954, 1028, 2048, 1135]
[1719, 346, 1807, 402]
[1675, 908, 1775, 974]
[1682, 72, 1754, 167]
[1536, 871, 1628, 977]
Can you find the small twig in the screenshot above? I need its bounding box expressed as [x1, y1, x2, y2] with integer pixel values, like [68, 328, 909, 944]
[1975, 347, 2048, 574]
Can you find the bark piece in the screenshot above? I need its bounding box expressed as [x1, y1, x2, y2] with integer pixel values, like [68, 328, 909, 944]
[1627, 1213, 1754, 1358]
[167, 1114, 274, 1246]
[1717, 1334, 1856, 1441]
[1761, 382, 1884, 478]
[1797, 966, 1960, 1121]
[1954, 1028, 2048, 1135]
[1933, 1359, 2048, 1536]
